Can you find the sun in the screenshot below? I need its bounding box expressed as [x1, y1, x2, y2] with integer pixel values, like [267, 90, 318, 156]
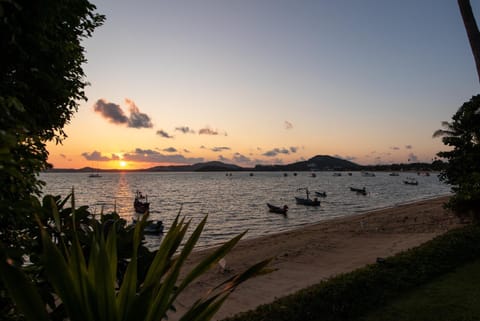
[119, 160, 127, 168]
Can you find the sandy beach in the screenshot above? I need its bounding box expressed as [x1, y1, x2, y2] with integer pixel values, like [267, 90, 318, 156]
[171, 196, 463, 321]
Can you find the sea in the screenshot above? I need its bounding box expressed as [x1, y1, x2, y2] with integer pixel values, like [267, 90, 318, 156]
[39, 171, 451, 250]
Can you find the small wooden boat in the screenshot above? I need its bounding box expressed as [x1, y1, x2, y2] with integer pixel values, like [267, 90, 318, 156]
[295, 197, 320, 206]
[132, 218, 164, 235]
[144, 220, 164, 235]
[350, 187, 367, 195]
[134, 190, 150, 214]
[267, 203, 288, 215]
[315, 191, 327, 197]
[295, 187, 320, 206]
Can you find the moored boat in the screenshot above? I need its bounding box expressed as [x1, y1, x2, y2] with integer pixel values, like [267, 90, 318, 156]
[267, 203, 288, 215]
[295, 197, 320, 206]
[295, 187, 320, 206]
[350, 187, 367, 195]
[134, 190, 150, 214]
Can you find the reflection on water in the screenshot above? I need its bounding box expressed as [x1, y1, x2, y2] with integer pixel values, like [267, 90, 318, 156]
[39, 171, 450, 250]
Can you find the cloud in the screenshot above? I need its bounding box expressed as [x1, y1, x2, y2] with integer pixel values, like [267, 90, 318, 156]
[125, 98, 153, 128]
[289, 146, 298, 153]
[407, 153, 419, 162]
[218, 155, 229, 162]
[199, 127, 218, 135]
[81, 151, 111, 162]
[211, 146, 230, 152]
[184, 149, 190, 153]
[284, 121, 293, 130]
[156, 129, 173, 138]
[93, 99, 129, 125]
[390, 146, 400, 150]
[163, 147, 177, 153]
[262, 147, 290, 157]
[175, 126, 195, 134]
[93, 98, 153, 128]
[233, 153, 251, 164]
[405, 145, 413, 149]
[122, 148, 204, 164]
[60, 154, 66, 159]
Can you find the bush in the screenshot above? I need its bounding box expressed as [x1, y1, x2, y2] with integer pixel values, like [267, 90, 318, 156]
[223, 225, 480, 321]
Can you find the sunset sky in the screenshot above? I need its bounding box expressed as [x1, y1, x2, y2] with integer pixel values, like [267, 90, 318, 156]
[46, 0, 480, 170]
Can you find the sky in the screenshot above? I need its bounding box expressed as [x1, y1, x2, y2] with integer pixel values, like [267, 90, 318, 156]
[46, 0, 480, 169]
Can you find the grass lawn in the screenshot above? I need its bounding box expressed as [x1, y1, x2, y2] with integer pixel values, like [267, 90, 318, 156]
[360, 259, 480, 321]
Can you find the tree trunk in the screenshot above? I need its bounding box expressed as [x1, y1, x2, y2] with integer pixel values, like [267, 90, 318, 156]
[458, 0, 480, 84]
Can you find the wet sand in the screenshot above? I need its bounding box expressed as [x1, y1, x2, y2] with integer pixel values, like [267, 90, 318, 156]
[170, 196, 462, 320]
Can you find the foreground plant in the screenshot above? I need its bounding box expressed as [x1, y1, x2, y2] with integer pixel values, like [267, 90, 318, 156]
[0, 195, 270, 321]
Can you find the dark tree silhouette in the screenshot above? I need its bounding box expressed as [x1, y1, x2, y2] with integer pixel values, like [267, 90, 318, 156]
[434, 95, 480, 218]
[458, 0, 480, 83]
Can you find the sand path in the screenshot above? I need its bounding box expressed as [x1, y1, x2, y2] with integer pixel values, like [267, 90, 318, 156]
[170, 196, 461, 320]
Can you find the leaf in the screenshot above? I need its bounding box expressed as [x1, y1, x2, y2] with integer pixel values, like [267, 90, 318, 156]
[0, 249, 50, 321]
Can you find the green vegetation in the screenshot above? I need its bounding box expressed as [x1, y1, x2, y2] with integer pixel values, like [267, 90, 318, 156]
[434, 95, 480, 220]
[0, 0, 105, 265]
[0, 3, 267, 319]
[223, 225, 480, 321]
[1, 1, 105, 316]
[0, 192, 270, 321]
[360, 259, 480, 321]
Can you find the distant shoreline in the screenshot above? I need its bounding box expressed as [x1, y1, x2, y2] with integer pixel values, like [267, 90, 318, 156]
[43, 155, 444, 173]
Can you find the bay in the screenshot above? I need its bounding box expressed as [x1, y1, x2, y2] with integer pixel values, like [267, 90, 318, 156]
[39, 171, 450, 250]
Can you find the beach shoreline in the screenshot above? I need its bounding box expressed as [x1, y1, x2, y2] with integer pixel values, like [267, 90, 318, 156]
[170, 195, 463, 321]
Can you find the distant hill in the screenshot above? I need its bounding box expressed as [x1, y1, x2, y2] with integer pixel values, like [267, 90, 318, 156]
[47, 155, 441, 173]
[254, 155, 361, 171]
[146, 161, 244, 172]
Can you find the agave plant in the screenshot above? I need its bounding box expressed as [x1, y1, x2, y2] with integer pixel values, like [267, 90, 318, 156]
[0, 193, 270, 321]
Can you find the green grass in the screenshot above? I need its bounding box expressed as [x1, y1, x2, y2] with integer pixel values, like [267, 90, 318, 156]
[360, 259, 480, 321]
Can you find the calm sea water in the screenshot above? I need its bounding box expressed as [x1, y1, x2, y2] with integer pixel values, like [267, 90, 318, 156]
[39, 171, 450, 250]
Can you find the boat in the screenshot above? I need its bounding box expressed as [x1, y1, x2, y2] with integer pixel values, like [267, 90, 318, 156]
[310, 172, 317, 178]
[404, 177, 419, 185]
[361, 172, 376, 177]
[295, 197, 320, 206]
[295, 188, 320, 206]
[132, 218, 164, 235]
[389, 172, 400, 176]
[134, 190, 150, 214]
[88, 173, 101, 178]
[267, 203, 288, 215]
[315, 191, 327, 197]
[144, 220, 164, 235]
[350, 187, 367, 195]
[333, 173, 342, 177]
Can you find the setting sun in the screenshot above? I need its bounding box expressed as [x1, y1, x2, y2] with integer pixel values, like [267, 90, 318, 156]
[119, 160, 127, 168]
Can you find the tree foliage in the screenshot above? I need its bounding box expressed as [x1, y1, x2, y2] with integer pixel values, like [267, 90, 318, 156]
[0, 0, 104, 252]
[0, 1, 104, 318]
[434, 95, 480, 218]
